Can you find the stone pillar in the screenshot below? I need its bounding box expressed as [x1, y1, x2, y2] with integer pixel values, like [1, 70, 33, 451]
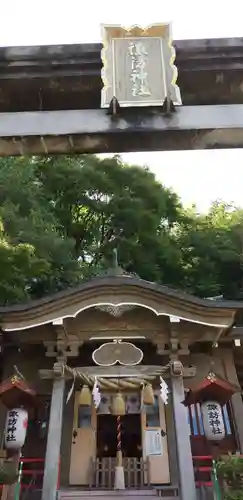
[41, 363, 65, 500]
[171, 362, 197, 500]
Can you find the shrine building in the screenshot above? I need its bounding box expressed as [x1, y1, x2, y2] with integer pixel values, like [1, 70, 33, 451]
[0, 268, 243, 500]
[0, 17, 243, 500]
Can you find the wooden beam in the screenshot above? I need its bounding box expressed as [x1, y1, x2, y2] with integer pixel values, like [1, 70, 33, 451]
[0, 105, 243, 155]
[0, 105, 243, 137]
[229, 326, 243, 337]
[0, 38, 242, 114]
[38, 365, 196, 380]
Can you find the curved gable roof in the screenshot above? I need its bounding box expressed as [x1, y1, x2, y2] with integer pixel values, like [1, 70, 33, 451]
[1, 274, 241, 332]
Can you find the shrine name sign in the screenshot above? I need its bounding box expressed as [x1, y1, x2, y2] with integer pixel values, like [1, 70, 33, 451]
[201, 401, 225, 441]
[182, 372, 239, 442]
[4, 408, 28, 450]
[101, 24, 182, 108]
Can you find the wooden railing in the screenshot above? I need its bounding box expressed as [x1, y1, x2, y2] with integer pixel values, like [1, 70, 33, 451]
[0, 457, 60, 500]
[91, 457, 149, 489]
[193, 455, 213, 487]
[0, 454, 223, 499]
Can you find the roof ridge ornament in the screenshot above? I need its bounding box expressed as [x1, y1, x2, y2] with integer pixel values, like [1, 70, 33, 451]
[96, 247, 138, 279]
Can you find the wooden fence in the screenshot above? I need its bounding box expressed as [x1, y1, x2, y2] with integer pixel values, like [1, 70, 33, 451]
[91, 457, 149, 489]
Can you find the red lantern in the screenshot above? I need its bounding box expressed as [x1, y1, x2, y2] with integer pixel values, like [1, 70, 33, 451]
[4, 408, 28, 450]
[182, 372, 239, 407]
[182, 372, 239, 442]
[0, 375, 37, 410]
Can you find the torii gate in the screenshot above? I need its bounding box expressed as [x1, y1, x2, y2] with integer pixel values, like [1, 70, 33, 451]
[0, 24, 242, 156]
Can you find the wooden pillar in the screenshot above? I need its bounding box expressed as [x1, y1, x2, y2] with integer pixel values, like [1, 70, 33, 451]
[165, 394, 178, 485]
[41, 367, 65, 500]
[171, 369, 197, 500]
[230, 392, 243, 452]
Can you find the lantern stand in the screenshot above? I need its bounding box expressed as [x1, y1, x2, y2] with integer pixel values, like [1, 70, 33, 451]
[182, 371, 239, 465]
[0, 373, 39, 500]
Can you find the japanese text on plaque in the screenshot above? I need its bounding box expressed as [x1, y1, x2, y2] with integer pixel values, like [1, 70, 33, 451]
[128, 42, 151, 97]
[207, 403, 223, 436]
[6, 409, 18, 442]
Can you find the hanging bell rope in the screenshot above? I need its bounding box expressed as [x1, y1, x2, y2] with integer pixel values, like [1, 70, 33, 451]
[79, 385, 92, 406]
[116, 415, 122, 465]
[142, 383, 155, 405]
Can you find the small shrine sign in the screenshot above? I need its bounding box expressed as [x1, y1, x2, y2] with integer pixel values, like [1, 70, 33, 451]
[5, 409, 19, 444]
[5, 408, 28, 449]
[201, 401, 225, 441]
[145, 430, 163, 456]
[101, 23, 182, 108]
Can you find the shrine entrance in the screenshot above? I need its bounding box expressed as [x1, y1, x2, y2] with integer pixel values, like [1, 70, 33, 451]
[97, 414, 142, 458]
[94, 393, 145, 488]
[95, 414, 144, 488]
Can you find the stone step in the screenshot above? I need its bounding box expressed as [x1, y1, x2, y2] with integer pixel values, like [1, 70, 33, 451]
[59, 496, 158, 500]
[58, 490, 158, 500]
[58, 494, 179, 500]
[60, 497, 159, 500]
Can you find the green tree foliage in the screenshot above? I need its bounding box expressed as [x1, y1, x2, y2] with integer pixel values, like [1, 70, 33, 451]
[0, 157, 81, 302]
[177, 201, 243, 298]
[0, 217, 48, 304]
[36, 155, 184, 285]
[0, 155, 242, 305]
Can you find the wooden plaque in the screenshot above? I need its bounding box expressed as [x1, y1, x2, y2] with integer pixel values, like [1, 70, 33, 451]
[101, 23, 182, 108]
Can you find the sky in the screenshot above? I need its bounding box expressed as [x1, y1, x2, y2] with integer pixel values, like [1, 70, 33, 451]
[1, 0, 243, 212]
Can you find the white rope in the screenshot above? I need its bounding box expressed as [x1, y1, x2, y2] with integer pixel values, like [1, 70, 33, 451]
[63, 362, 171, 402]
